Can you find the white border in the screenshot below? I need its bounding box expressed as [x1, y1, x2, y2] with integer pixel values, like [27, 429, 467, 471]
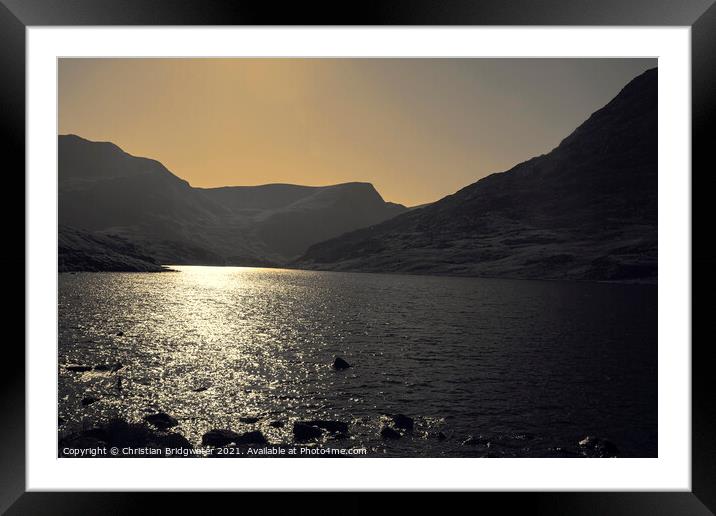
[27, 27, 691, 491]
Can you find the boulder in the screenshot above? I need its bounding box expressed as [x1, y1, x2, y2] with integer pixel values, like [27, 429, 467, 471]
[235, 430, 268, 445]
[143, 412, 178, 430]
[380, 426, 401, 439]
[192, 386, 209, 392]
[269, 421, 284, 428]
[333, 356, 351, 370]
[116, 331, 124, 336]
[159, 432, 194, 450]
[81, 396, 100, 406]
[578, 436, 620, 457]
[293, 422, 323, 441]
[58, 419, 193, 457]
[66, 364, 92, 372]
[202, 429, 241, 447]
[239, 416, 261, 424]
[94, 362, 123, 372]
[390, 414, 414, 431]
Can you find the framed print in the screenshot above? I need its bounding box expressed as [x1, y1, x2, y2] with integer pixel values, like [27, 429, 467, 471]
[2, 0, 713, 513]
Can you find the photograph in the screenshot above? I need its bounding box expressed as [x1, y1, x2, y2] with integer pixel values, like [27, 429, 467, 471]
[57, 57, 658, 459]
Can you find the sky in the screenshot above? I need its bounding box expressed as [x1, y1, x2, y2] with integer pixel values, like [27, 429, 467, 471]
[59, 58, 655, 207]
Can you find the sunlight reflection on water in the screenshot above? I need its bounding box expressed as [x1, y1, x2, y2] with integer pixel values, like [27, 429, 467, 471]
[58, 266, 657, 457]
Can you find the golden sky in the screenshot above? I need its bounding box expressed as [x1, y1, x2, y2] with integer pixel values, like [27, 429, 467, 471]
[59, 58, 655, 206]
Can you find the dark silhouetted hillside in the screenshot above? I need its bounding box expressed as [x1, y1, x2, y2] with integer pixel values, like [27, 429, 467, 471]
[59, 226, 168, 272]
[58, 136, 407, 269]
[296, 68, 658, 283]
[201, 182, 406, 258]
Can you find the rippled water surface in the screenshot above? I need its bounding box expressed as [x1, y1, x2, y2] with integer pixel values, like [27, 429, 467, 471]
[58, 266, 657, 457]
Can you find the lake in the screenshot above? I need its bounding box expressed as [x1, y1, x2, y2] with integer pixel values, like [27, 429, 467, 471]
[58, 266, 657, 457]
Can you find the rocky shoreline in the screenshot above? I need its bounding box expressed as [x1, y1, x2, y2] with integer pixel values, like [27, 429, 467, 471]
[59, 354, 631, 459]
[59, 412, 621, 458]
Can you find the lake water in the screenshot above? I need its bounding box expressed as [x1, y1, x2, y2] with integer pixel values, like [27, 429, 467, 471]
[58, 266, 657, 457]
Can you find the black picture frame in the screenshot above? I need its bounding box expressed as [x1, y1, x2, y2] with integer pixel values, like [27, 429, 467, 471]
[1, 0, 712, 513]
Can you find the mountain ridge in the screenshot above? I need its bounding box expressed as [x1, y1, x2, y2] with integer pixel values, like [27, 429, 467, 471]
[294, 68, 658, 283]
[58, 135, 408, 267]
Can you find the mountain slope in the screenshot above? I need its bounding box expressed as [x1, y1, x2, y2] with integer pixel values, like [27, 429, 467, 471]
[59, 135, 256, 265]
[59, 226, 168, 272]
[295, 68, 658, 282]
[200, 182, 406, 258]
[58, 135, 407, 268]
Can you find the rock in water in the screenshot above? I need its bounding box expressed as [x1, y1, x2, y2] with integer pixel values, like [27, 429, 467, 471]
[578, 436, 620, 457]
[380, 426, 401, 439]
[236, 431, 268, 445]
[390, 414, 414, 431]
[94, 362, 123, 372]
[578, 436, 597, 448]
[293, 422, 323, 441]
[59, 419, 192, 457]
[66, 364, 92, 372]
[333, 356, 351, 370]
[143, 412, 178, 430]
[202, 429, 241, 447]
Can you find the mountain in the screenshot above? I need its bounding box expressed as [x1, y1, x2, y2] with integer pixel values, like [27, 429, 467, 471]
[59, 135, 244, 265]
[58, 226, 168, 272]
[200, 183, 405, 259]
[58, 135, 407, 268]
[295, 68, 658, 283]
